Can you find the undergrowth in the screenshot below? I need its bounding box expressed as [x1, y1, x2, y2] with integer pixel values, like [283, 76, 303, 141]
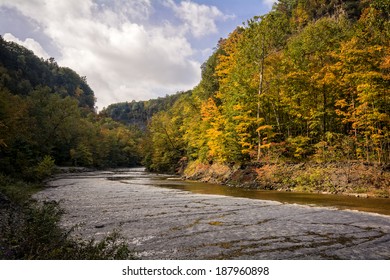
[0, 174, 135, 260]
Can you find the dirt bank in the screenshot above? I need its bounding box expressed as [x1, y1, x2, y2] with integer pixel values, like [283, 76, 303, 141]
[182, 161, 390, 198]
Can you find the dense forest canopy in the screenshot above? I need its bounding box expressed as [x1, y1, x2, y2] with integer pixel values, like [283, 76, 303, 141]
[141, 0, 390, 172]
[101, 91, 191, 129]
[0, 0, 389, 177]
[0, 37, 144, 179]
[0, 37, 95, 110]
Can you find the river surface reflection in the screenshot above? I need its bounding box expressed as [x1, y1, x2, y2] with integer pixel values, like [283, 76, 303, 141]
[39, 168, 390, 259]
[110, 169, 390, 216]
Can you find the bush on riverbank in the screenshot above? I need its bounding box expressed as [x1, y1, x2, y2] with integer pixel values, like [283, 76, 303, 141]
[183, 161, 390, 198]
[0, 174, 135, 260]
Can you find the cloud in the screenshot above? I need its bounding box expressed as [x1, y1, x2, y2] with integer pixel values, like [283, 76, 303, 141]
[3, 32, 50, 59]
[94, 0, 152, 24]
[263, 0, 277, 8]
[0, 0, 207, 110]
[164, 0, 234, 38]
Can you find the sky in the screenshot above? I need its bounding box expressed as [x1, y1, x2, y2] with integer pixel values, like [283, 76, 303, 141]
[0, 0, 276, 110]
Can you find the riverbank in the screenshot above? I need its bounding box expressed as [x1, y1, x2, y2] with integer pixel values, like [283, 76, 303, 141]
[0, 174, 134, 259]
[182, 161, 390, 199]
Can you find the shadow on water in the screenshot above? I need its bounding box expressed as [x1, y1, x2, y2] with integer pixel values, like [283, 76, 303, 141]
[156, 178, 390, 216]
[105, 168, 390, 216]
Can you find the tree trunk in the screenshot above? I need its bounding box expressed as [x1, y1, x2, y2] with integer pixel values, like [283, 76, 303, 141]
[257, 36, 265, 162]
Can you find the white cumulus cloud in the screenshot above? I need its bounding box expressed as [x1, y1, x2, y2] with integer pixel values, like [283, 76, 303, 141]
[3, 32, 50, 59]
[164, 0, 234, 38]
[0, 0, 217, 110]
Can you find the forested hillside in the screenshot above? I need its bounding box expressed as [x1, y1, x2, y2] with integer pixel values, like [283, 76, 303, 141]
[143, 0, 389, 173]
[1, 0, 388, 184]
[0, 37, 144, 179]
[0, 37, 95, 109]
[101, 91, 190, 129]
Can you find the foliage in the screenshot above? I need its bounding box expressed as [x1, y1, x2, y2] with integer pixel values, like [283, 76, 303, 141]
[144, 0, 389, 169]
[0, 37, 95, 109]
[0, 174, 43, 204]
[0, 175, 134, 260]
[100, 91, 190, 129]
[146, 104, 186, 172]
[0, 202, 133, 260]
[1, 0, 388, 171]
[31, 155, 57, 181]
[0, 49, 145, 177]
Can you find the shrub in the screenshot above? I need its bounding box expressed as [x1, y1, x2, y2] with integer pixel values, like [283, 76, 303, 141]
[23, 155, 57, 181]
[0, 199, 135, 260]
[34, 155, 57, 181]
[286, 136, 313, 159]
[0, 175, 135, 260]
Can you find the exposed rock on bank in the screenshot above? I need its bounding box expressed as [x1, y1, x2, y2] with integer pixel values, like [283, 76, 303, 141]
[182, 161, 390, 198]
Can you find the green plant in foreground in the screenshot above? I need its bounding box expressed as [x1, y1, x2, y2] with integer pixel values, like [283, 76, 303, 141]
[0, 200, 135, 260]
[0, 175, 136, 260]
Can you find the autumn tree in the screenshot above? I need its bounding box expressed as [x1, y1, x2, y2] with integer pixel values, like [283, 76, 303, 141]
[332, 4, 390, 163]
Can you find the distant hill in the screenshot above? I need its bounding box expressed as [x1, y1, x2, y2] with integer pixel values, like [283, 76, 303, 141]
[100, 91, 191, 129]
[0, 36, 95, 110]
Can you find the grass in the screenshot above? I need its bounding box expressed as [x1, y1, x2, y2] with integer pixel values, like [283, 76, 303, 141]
[0, 174, 136, 260]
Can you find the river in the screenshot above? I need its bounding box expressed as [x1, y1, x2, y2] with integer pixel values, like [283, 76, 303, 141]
[35, 168, 390, 259]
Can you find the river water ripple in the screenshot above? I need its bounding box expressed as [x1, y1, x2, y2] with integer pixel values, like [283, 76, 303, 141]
[35, 168, 390, 259]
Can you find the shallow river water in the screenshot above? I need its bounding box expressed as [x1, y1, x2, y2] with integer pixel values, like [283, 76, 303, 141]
[35, 168, 390, 259]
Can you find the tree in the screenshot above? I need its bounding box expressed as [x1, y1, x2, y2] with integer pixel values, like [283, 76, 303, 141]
[147, 111, 184, 172]
[281, 16, 350, 141]
[332, 5, 390, 163]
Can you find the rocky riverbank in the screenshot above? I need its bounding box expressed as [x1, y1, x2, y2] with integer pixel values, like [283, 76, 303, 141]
[182, 161, 390, 198]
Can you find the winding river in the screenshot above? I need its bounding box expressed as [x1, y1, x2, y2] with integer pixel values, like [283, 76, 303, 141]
[35, 168, 390, 259]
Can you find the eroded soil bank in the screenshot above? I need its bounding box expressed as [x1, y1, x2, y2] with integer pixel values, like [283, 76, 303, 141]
[35, 169, 390, 260]
[183, 161, 390, 198]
